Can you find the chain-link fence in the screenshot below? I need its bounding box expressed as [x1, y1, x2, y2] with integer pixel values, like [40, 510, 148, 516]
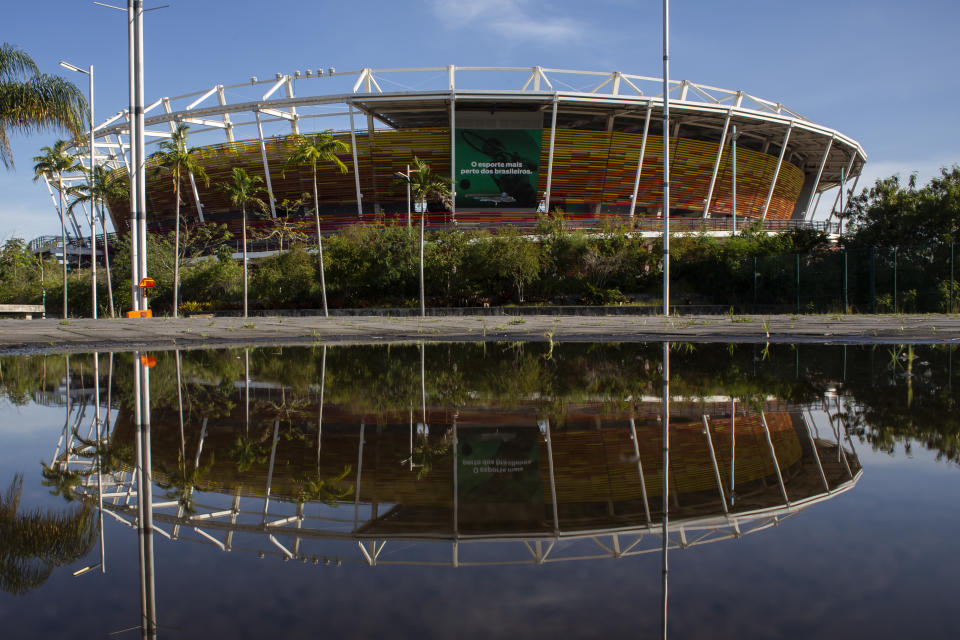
[718, 244, 959, 313]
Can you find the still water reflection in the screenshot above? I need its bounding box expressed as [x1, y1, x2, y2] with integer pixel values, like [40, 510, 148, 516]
[1, 343, 956, 638]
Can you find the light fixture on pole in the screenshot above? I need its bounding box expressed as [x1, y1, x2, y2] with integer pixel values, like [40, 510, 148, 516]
[59, 60, 97, 319]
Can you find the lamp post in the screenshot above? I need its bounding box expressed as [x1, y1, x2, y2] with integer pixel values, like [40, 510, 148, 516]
[59, 60, 97, 319]
[395, 167, 425, 316]
[662, 0, 671, 317]
[95, 0, 166, 315]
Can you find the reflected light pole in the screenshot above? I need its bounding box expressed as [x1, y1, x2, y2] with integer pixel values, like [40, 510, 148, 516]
[59, 60, 96, 319]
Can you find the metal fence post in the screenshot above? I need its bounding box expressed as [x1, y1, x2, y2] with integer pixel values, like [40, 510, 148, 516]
[951, 242, 955, 313]
[795, 253, 800, 314]
[842, 250, 848, 313]
[893, 246, 898, 313]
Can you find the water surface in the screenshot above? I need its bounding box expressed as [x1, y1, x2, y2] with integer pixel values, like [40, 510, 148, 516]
[0, 343, 957, 638]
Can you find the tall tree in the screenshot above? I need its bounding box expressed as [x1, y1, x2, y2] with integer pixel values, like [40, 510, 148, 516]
[221, 167, 267, 317]
[67, 165, 127, 317]
[282, 131, 350, 316]
[152, 124, 209, 316]
[33, 140, 78, 318]
[0, 43, 86, 169]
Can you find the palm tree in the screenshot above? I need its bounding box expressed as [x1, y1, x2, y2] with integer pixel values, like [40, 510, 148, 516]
[152, 124, 209, 317]
[33, 141, 78, 318]
[393, 157, 452, 316]
[1, 43, 86, 170]
[282, 131, 350, 316]
[221, 167, 267, 317]
[67, 165, 127, 318]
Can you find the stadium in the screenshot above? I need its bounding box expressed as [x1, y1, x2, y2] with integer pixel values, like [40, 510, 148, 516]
[68, 66, 866, 239]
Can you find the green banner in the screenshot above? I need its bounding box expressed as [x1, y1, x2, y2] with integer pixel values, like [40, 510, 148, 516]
[455, 129, 542, 208]
[457, 427, 543, 506]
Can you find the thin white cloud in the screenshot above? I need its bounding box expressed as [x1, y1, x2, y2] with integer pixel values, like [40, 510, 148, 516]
[429, 0, 582, 42]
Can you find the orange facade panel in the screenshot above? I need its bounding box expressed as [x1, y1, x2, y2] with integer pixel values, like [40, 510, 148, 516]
[108, 126, 806, 234]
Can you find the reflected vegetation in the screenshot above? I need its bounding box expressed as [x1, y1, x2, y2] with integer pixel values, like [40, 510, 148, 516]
[0, 474, 97, 595]
[3, 341, 958, 635]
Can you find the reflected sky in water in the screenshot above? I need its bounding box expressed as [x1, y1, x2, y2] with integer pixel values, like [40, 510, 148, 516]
[0, 343, 957, 639]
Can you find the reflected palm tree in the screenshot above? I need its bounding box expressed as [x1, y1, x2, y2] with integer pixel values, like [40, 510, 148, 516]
[0, 473, 97, 595]
[408, 429, 453, 480]
[291, 465, 354, 506]
[40, 463, 87, 501]
[156, 450, 215, 516]
[231, 432, 271, 473]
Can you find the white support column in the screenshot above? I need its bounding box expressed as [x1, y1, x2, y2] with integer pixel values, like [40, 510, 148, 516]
[731, 125, 737, 235]
[629, 417, 651, 523]
[703, 110, 733, 217]
[729, 399, 736, 504]
[761, 122, 794, 221]
[842, 172, 861, 217]
[113, 134, 131, 173]
[367, 114, 379, 214]
[544, 419, 560, 534]
[543, 94, 559, 213]
[759, 411, 790, 505]
[449, 95, 456, 220]
[353, 423, 365, 530]
[254, 111, 277, 219]
[628, 104, 653, 218]
[826, 153, 857, 224]
[348, 103, 363, 218]
[163, 99, 205, 222]
[284, 76, 299, 135]
[701, 415, 728, 514]
[595, 114, 616, 214]
[812, 190, 823, 219]
[803, 413, 831, 492]
[42, 175, 73, 240]
[802, 137, 833, 222]
[188, 173, 205, 223]
[217, 85, 234, 143]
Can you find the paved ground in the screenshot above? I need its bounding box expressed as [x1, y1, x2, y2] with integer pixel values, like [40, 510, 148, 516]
[2, 313, 960, 355]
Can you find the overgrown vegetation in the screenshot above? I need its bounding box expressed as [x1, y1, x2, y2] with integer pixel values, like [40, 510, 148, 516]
[6, 167, 960, 314]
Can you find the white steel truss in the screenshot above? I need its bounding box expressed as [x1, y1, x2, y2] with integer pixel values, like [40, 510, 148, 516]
[54, 65, 866, 232]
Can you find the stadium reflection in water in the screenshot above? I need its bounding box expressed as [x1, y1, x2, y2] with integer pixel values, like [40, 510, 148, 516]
[47, 344, 862, 638]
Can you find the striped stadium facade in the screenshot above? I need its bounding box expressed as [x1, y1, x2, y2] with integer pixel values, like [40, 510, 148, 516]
[66, 66, 865, 238]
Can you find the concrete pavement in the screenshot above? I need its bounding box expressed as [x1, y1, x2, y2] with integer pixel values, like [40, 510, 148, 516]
[2, 313, 959, 355]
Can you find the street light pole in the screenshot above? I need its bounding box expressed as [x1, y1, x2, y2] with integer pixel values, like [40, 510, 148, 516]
[133, 0, 148, 312]
[395, 167, 423, 315]
[662, 0, 671, 317]
[59, 61, 96, 319]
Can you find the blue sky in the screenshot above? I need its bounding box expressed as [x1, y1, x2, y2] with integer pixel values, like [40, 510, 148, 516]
[2, 0, 958, 240]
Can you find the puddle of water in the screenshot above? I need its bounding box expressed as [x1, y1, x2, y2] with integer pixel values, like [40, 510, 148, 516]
[0, 343, 957, 638]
